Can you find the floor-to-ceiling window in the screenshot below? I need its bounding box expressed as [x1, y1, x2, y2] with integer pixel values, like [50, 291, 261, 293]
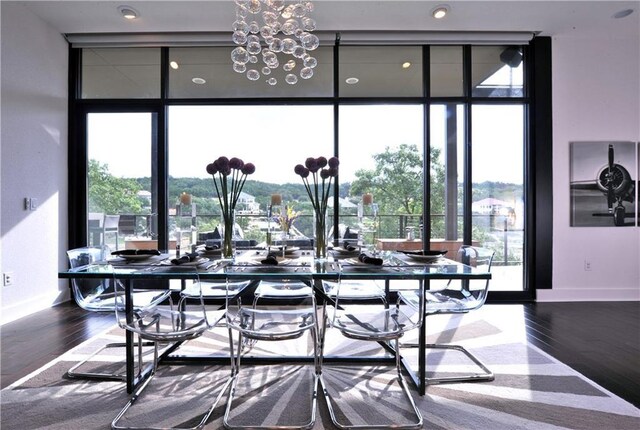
[79, 47, 162, 251]
[167, 105, 333, 247]
[71, 36, 550, 300]
[339, 105, 424, 247]
[429, 104, 465, 244]
[86, 112, 157, 250]
[471, 105, 524, 291]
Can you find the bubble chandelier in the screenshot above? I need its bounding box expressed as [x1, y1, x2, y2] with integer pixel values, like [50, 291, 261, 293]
[230, 0, 319, 85]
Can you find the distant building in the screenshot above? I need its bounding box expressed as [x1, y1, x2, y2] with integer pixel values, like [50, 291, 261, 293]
[237, 191, 260, 214]
[472, 197, 516, 227]
[137, 190, 152, 211]
[472, 197, 512, 215]
[328, 197, 358, 208]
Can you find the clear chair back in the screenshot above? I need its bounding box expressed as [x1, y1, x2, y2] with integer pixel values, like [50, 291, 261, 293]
[323, 272, 424, 342]
[225, 273, 317, 342]
[66, 246, 115, 312]
[427, 245, 495, 314]
[113, 267, 218, 342]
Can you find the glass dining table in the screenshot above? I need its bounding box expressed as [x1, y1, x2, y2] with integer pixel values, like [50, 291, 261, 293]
[59, 248, 491, 396]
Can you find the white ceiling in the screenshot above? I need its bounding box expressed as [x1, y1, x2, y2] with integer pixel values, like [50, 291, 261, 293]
[22, 1, 640, 39]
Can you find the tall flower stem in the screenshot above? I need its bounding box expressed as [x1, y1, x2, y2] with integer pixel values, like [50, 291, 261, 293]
[207, 158, 255, 260]
[222, 209, 234, 258]
[314, 209, 327, 259]
[294, 156, 339, 261]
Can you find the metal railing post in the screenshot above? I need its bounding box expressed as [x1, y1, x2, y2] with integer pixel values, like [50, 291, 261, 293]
[503, 218, 508, 265]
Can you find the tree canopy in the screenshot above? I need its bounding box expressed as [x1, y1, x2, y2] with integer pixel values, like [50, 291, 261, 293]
[88, 160, 144, 214]
[350, 143, 445, 216]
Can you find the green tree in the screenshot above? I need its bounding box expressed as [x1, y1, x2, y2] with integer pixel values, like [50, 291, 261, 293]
[351, 144, 423, 215]
[350, 144, 445, 212]
[88, 159, 144, 214]
[350, 144, 446, 238]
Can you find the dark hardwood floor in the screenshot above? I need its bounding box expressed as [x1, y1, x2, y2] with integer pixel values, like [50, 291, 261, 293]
[1, 301, 116, 388]
[2, 301, 639, 408]
[523, 301, 640, 408]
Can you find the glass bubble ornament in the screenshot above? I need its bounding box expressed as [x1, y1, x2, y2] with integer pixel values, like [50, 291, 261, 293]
[230, 0, 318, 85]
[246, 69, 260, 81]
[231, 47, 250, 64]
[300, 67, 313, 79]
[285, 73, 298, 84]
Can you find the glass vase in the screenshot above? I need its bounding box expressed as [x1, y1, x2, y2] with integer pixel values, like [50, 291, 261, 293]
[221, 210, 235, 260]
[280, 231, 289, 257]
[313, 209, 328, 261]
[267, 204, 282, 254]
[358, 202, 379, 254]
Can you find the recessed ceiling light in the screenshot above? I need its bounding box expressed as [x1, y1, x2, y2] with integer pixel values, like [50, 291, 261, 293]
[117, 5, 139, 20]
[613, 9, 634, 19]
[345, 77, 359, 85]
[170, 61, 179, 70]
[431, 4, 449, 19]
[192, 77, 206, 85]
[402, 62, 412, 69]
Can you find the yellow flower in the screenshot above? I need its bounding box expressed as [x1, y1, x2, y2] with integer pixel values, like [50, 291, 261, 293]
[276, 205, 300, 234]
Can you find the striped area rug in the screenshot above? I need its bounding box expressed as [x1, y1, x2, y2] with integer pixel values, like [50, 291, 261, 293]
[2, 306, 639, 429]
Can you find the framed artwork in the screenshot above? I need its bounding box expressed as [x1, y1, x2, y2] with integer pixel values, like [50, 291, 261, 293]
[570, 141, 637, 227]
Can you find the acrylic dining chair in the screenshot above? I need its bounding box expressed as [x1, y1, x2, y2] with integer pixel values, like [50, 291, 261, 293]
[65, 246, 170, 381]
[223, 272, 321, 430]
[397, 245, 495, 385]
[320, 272, 424, 429]
[111, 266, 231, 430]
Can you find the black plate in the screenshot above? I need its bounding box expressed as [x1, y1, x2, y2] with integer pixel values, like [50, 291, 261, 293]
[400, 250, 447, 257]
[111, 249, 161, 256]
[400, 250, 447, 263]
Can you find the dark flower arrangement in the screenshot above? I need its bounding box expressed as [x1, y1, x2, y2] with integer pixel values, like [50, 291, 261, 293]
[294, 156, 339, 258]
[206, 157, 255, 257]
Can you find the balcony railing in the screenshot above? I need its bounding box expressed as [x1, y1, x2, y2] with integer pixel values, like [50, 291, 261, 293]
[105, 211, 522, 266]
[164, 211, 522, 266]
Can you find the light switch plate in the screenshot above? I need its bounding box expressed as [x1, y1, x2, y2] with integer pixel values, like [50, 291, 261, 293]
[3, 272, 14, 287]
[24, 197, 38, 211]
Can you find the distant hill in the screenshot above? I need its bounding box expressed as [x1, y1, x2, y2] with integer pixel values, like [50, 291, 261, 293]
[134, 176, 522, 214]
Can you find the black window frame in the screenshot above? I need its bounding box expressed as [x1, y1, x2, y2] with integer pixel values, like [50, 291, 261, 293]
[68, 37, 553, 302]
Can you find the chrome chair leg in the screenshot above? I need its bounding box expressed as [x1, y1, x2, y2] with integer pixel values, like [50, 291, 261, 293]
[112, 368, 231, 430]
[401, 341, 494, 385]
[112, 332, 231, 430]
[320, 337, 423, 430]
[223, 330, 320, 430]
[223, 312, 322, 430]
[66, 340, 155, 381]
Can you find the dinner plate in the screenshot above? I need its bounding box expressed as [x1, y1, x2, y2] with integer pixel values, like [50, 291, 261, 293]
[402, 250, 447, 262]
[111, 249, 161, 260]
[331, 247, 360, 257]
[119, 254, 155, 261]
[170, 257, 210, 267]
[343, 258, 385, 269]
[275, 246, 300, 255]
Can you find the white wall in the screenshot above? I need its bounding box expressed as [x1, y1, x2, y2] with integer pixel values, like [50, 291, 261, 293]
[539, 30, 640, 301]
[1, 2, 69, 323]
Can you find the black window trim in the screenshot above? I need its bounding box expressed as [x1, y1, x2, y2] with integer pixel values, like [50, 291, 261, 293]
[68, 37, 553, 302]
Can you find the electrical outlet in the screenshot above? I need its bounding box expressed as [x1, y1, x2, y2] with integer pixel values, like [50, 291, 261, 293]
[23, 197, 38, 211]
[584, 260, 592, 271]
[3, 272, 15, 287]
